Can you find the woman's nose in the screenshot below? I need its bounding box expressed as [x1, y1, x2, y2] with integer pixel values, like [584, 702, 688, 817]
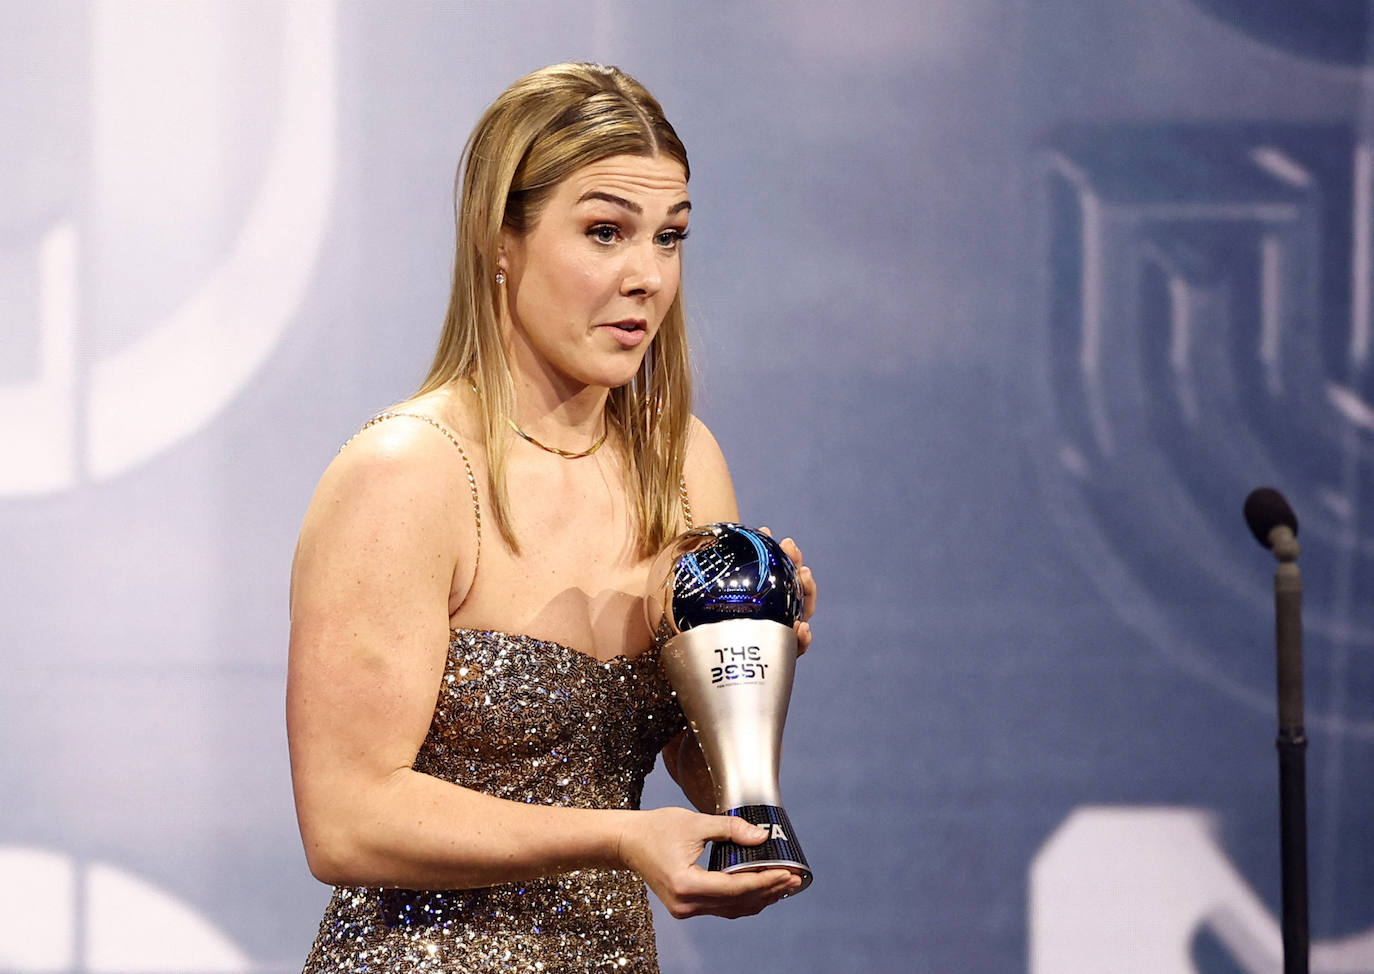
[620, 243, 663, 296]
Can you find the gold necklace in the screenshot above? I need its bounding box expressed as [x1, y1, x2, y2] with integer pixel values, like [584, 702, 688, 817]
[468, 377, 609, 459]
[507, 416, 608, 459]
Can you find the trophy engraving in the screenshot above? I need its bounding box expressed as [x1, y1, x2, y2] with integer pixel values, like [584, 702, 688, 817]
[646, 522, 813, 893]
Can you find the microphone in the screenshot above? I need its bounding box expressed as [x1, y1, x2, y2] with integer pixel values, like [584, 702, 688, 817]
[1244, 486, 1300, 553]
[1243, 486, 1308, 974]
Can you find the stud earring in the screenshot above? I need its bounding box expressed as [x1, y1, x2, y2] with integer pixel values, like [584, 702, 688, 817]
[495, 269, 506, 285]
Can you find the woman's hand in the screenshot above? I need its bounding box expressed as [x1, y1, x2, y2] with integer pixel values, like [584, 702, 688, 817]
[618, 807, 802, 919]
[761, 528, 819, 655]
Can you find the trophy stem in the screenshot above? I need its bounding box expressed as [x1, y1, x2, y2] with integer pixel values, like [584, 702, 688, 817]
[709, 804, 812, 894]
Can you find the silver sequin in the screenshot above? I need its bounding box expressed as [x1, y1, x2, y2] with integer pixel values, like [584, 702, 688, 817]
[302, 629, 685, 973]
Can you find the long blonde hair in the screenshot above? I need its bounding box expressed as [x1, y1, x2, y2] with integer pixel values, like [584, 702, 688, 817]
[419, 62, 693, 557]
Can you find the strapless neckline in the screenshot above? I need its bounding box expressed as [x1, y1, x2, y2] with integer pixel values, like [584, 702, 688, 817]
[447, 626, 660, 668]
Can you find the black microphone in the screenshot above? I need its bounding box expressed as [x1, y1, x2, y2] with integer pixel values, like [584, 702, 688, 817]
[1243, 486, 1308, 974]
[1244, 486, 1299, 551]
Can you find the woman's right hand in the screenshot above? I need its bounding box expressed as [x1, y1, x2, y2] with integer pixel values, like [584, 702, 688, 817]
[617, 807, 802, 919]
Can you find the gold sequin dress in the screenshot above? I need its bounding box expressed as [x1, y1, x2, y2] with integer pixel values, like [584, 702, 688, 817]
[301, 627, 686, 974]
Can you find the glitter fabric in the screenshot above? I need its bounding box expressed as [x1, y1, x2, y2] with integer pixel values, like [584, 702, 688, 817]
[301, 628, 686, 974]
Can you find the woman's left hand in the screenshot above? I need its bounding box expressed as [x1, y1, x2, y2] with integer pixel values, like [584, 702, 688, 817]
[762, 528, 818, 656]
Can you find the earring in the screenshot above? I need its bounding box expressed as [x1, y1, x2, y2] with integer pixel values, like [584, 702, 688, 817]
[495, 269, 506, 285]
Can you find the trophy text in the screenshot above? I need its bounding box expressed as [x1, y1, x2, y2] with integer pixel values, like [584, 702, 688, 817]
[711, 645, 769, 684]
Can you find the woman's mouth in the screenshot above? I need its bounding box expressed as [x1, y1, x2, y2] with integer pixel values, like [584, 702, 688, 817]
[600, 319, 648, 348]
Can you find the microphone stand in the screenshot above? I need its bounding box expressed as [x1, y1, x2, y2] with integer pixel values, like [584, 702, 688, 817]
[1268, 524, 1309, 974]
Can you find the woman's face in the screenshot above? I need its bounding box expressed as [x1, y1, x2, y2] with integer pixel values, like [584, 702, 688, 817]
[499, 153, 690, 392]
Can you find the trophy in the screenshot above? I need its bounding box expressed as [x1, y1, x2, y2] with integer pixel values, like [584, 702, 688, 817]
[646, 522, 813, 893]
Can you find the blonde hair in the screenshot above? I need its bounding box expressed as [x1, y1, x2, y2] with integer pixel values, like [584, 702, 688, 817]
[418, 62, 693, 557]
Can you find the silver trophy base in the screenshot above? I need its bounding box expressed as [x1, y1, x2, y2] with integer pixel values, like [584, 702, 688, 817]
[708, 804, 813, 894]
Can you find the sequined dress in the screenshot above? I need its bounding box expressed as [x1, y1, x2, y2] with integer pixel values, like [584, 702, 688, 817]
[301, 628, 686, 974]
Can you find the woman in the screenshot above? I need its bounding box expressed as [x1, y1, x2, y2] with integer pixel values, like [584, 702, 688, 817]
[287, 63, 818, 973]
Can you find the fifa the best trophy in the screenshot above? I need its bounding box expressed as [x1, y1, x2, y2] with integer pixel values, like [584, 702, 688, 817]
[646, 522, 813, 893]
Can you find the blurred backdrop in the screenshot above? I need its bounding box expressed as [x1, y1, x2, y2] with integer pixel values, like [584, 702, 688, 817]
[3, 1, 1373, 971]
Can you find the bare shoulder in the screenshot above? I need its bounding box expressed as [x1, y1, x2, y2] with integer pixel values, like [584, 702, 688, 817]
[312, 413, 472, 522]
[324, 388, 479, 494]
[291, 411, 479, 612]
[682, 415, 739, 525]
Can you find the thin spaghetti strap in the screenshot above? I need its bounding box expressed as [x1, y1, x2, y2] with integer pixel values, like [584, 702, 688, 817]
[341, 411, 482, 575]
[678, 476, 693, 529]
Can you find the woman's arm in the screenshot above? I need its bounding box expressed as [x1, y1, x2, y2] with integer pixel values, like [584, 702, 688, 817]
[674, 416, 819, 648]
[288, 420, 604, 889]
[287, 421, 796, 914]
[659, 417, 737, 811]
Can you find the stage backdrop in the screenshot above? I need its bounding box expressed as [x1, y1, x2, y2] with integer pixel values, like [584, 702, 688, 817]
[3, 2, 1373, 971]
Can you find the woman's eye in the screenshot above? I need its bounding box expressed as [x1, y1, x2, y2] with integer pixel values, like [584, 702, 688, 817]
[655, 228, 689, 249]
[588, 224, 619, 244]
